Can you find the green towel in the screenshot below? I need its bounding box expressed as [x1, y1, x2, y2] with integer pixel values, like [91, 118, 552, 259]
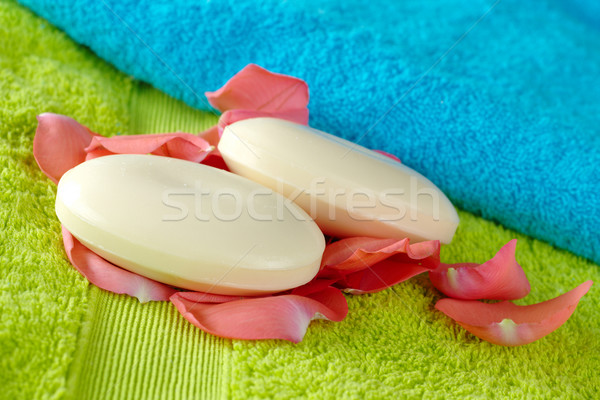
[1, 1, 598, 398]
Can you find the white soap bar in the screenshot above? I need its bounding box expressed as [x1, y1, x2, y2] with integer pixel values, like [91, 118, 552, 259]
[219, 118, 459, 243]
[56, 154, 325, 295]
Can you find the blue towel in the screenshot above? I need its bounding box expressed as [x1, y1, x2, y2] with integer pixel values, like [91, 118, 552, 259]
[19, 0, 600, 263]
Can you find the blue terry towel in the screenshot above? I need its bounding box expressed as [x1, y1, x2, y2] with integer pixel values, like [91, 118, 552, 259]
[18, 0, 600, 263]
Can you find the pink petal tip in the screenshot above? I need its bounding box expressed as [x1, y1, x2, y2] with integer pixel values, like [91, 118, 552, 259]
[170, 287, 348, 343]
[373, 149, 401, 163]
[320, 237, 440, 293]
[33, 113, 97, 183]
[205, 64, 309, 113]
[62, 226, 177, 303]
[217, 108, 309, 136]
[435, 280, 593, 346]
[429, 239, 530, 300]
[85, 132, 213, 163]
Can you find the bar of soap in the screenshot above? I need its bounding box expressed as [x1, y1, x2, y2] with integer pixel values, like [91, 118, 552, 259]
[219, 118, 459, 243]
[55, 154, 325, 295]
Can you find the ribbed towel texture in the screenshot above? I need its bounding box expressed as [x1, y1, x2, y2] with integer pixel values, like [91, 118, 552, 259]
[17, 0, 600, 264]
[2, 0, 599, 398]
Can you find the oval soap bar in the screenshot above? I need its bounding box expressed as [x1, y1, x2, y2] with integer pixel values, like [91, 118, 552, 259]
[55, 154, 325, 295]
[219, 118, 459, 243]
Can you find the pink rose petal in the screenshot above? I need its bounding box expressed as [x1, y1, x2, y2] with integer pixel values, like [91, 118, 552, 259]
[337, 259, 432, 294]
[169, 290, 242, 304]
[217, 109, 309, 136]
[429, 239, 530, 300]
[320, 237, 440, 293]
[205, 64, 309, 113]
[170, 286, 348, 343]
[195, 126, 230, 169]
[62, 226, 177, 303]
[373, 150, 401, 163]
[201, 153, 230, 170]
[435, 280, 593, 346]
[321, 237, 440, 277]
[197, 126, 220, 148]
[290, 278, 338, 296]
[33, 113, 98, 183]
[85, 133, 213, 163]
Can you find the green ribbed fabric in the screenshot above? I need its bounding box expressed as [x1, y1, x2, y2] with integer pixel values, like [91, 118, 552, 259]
[128, 83, 218, 135]
[66, 289, 228, 400]
[2, 0, 599, 398]
[65, 83, 226, 400]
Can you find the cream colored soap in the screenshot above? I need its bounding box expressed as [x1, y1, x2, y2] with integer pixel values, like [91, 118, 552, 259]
[55, 154, 325, 295]
[219, 118, 459, 243]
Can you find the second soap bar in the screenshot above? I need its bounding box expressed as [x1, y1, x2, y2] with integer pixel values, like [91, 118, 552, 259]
[219, 118, 459, 243]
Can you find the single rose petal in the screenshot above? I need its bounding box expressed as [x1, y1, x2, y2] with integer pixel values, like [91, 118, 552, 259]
[33, 113, 98, 183]
[197, 126, 220, 148]
[170, 286, 348, 343]
[194, 126, 231, 169]
[435, 280, 593, 346]
[337, 258, 431, 294]
[206, 64, 309, 113]
[373, 150, 401, 163]
[429, 239, 530, 300]
[319, 237, 440, 293]
[321, 237, 440, 278]
[62, 226, 177, 303]
[202, 153, 230, 170]
[291, 278, 338, 296]
[217, 108, 309, 136]
[219, 109, 309, 126]
[218, 108, 308, 137]
[169, 290, 243, 304]
[85, 133, 213, 163]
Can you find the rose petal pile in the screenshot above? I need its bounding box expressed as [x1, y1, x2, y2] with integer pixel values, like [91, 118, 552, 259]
[33, 64, 592, 344]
